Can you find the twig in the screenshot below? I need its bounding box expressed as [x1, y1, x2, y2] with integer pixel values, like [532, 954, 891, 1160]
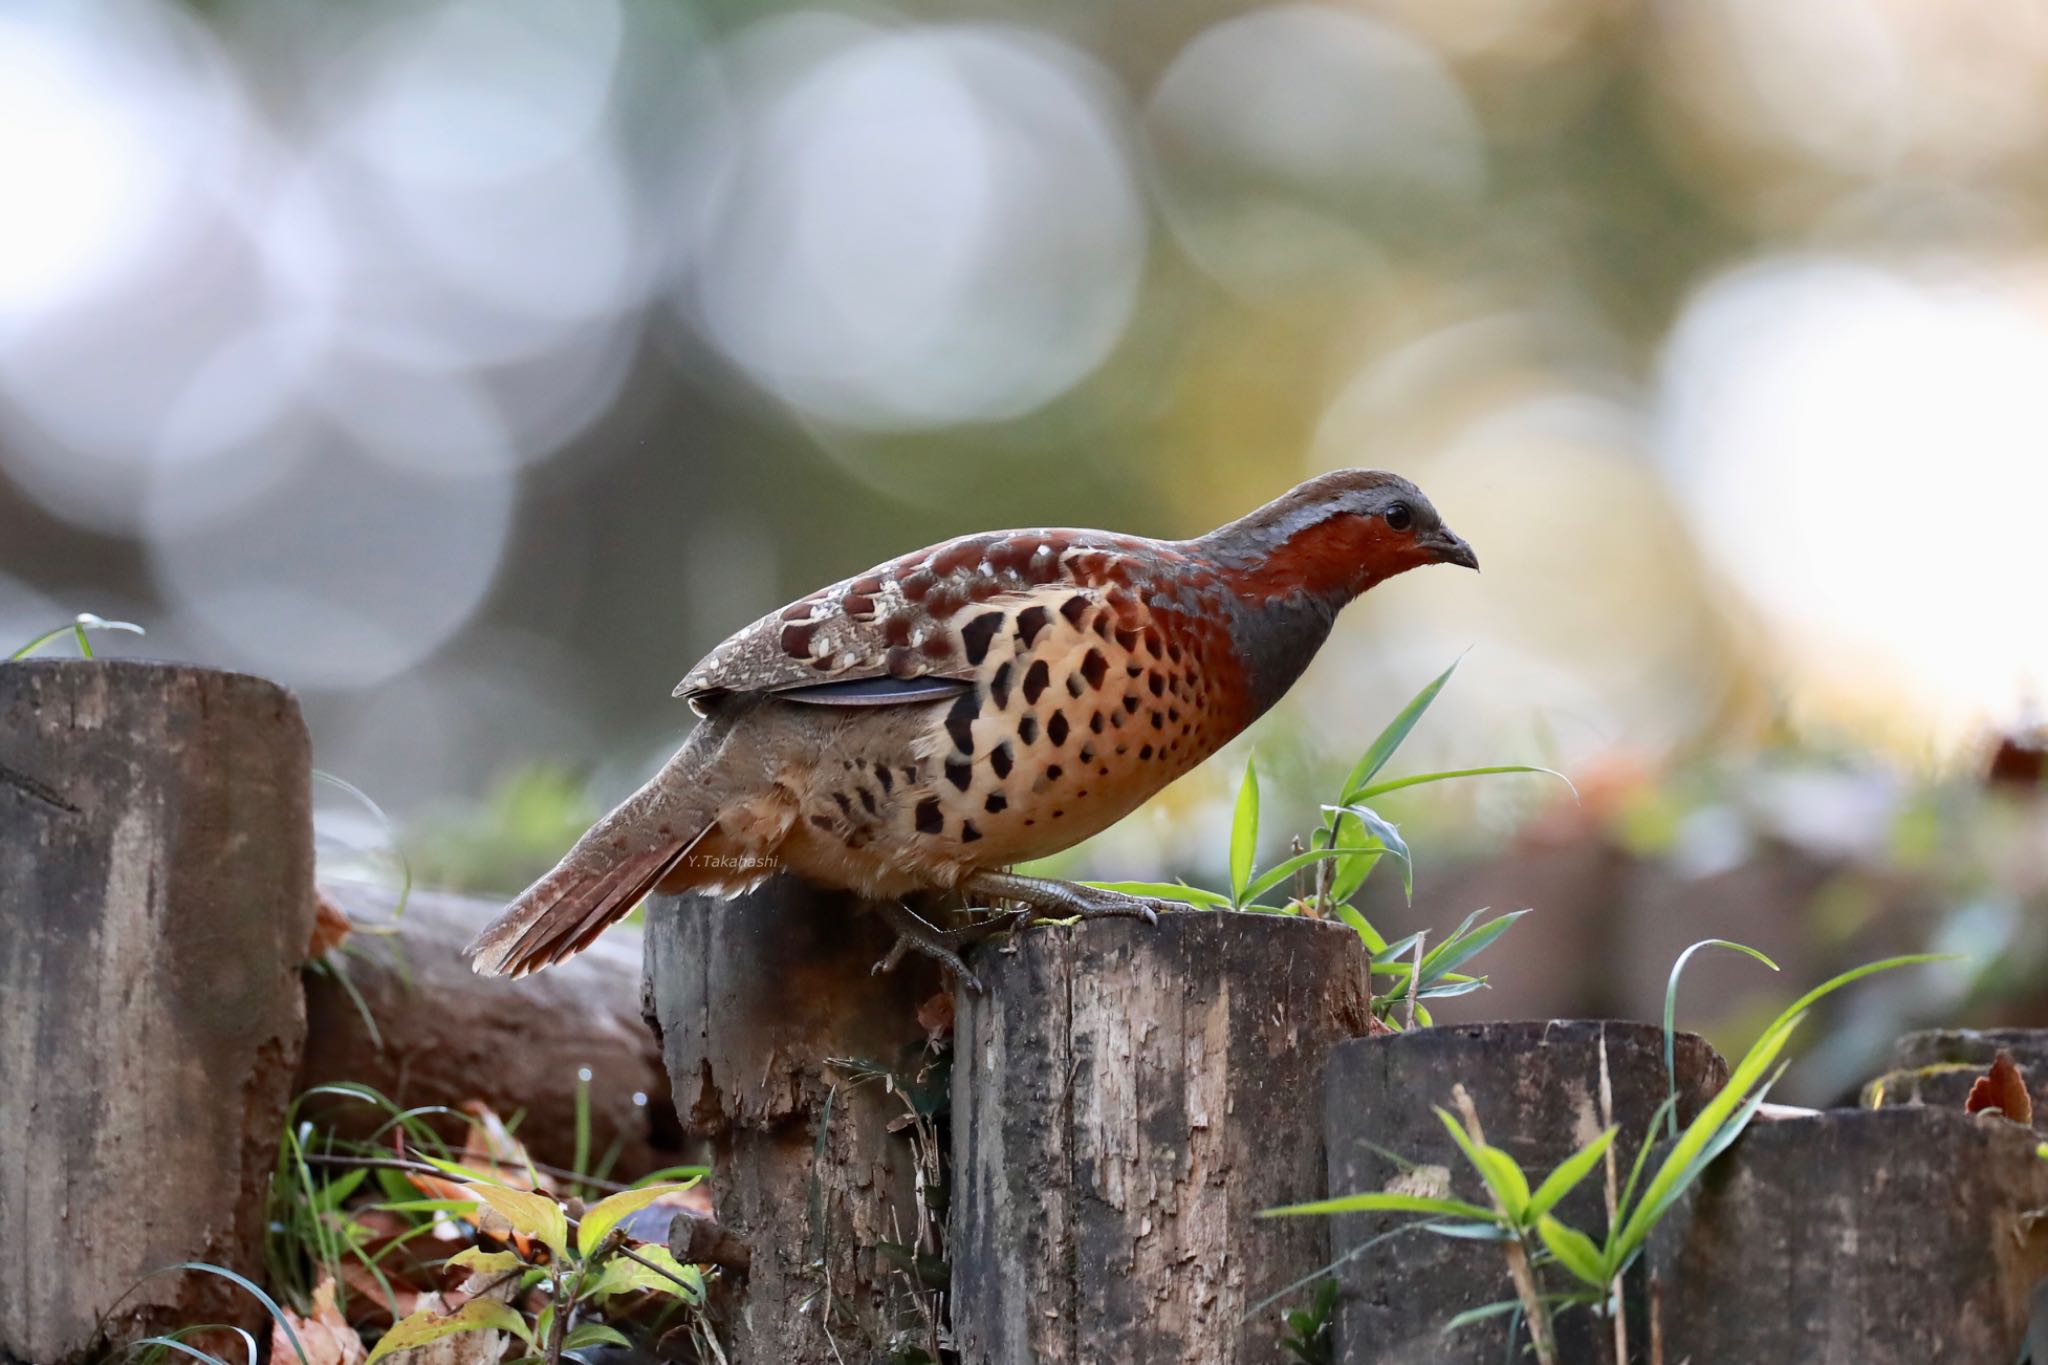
[1598, 1030, 1626, 1365]
[1649, 1272, 1665, 1365]
[1404, 932, 1427, 1031]
[1452, 1084, 1558, 1365]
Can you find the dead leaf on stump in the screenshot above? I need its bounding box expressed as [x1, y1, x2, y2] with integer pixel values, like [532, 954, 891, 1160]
[309, 888, 354, 959]
[917, 991, 954, 1046]
[1965, 1050, 2033, 1125]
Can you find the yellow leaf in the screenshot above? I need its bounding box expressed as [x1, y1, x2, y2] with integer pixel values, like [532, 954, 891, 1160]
[363, 1299, 528, 1365]
[577, 1182, 698, 1259]
[462, 1183, 568, 1264]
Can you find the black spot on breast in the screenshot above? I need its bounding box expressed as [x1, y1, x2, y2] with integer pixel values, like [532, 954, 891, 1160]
[1114, 627, 1140, 652]
[985, 791, 1008, 813]
[1021, 659, 1051, 704]
[945, 759, 973, 791]
[1092, 616, 1111, 639]
[1080, 649, 1108, 689]
[832, 791, 854, 817]
[1016, 605, 1051, 647]
[1078, 743, 1094, 763]
[1047, 765, 1063, 780]
[810, 815, 835, 831]
[858, 788, 878, 814]
[1047, 711, 1069, 746]
[1140, 744, 1154, 760]
[1019, 715, 1039, 745]
[1150, 713, 1164, 730]
[990, 661, 1014, 709]
[991, 743, 1014, 778]
[1089, 711, 1104, 733]
[946, 691, 979, 754]
[960, 821, 982, 843]
[915, 797, 944, 833]
[1121, 695, 1140, 714]
[1148, 670, 1166, 697]
[900, 765, 918, 785]
[1066, 672, 1084, 699]
[960, 610, 1005, 665]
[874, 765, 894, 794]
[1060, 594, 1090, 626]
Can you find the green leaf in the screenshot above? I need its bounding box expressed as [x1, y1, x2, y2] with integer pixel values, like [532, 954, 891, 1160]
[10, 613, 145, 660]
[1537, 1216, 1608, 1289]
[1243, 848, 1358, 905]
[462, 1183, 569, 1264]
[1371, 931, 1425, 966]
[594, 1246, 704, 1301]
[1525, 1126, 1617, 1224]
[1349, 765, 1578, 804]
[1336, 661, 1458, 804]
[1440, 1299, 1528, 1334]
[578, 1181, 696, 1258]
[445, 1247, 525, 1276]
[365, 1299, 530, 1365]
[1260, 1191, 1501, 1222]
[1325, 805, 1412, 901]
[1334, 905, 1385, 953]
[1084, 881, 1231, 909]
[1418, 910, 1528, 987]
[1325, 808, 1386, 904]
[312, 1167, 368, 1213]
[1229, 753, 1260, 907]
[1434, 1108, 1527, 1223]
[1662, 939, 1779, 1138]
[561, 1324, 633, 1351]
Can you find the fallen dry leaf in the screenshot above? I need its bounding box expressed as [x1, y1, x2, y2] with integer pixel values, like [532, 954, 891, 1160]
[917, 991, 954, 1045]
[1965, 1050, 2033, 1125]
[273, 1278, 367, 1365]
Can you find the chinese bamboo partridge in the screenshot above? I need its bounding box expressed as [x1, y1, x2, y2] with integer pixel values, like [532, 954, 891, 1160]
[468, 469, 1476, 980]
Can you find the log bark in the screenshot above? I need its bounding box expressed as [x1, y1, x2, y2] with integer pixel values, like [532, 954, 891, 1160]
[950, 912, 1376, 1365]
[301, 883, 676, 1176]
[1322, 1020, 1729, 1365]
[0, 661, 314, 1363]
[1646, 1107, 2048, 1364]
[1863, 1028, 2048, 1130]
[641, 878, 948, 1365]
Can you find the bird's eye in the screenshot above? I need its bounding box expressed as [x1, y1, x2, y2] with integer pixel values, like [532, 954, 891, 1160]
[1384, 502, 1414, 531]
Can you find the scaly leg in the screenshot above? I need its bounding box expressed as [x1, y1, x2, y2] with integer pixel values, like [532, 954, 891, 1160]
[957, 870, 1167, 926]
[872, 901, 1026, 993]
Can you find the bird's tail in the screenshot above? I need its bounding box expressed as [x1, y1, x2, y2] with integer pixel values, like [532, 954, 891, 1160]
[465, 765, 713, 978]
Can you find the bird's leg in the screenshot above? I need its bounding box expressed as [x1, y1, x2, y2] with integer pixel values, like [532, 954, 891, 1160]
[958, 870, 1168, 926]
[871, 901, 1026, 993]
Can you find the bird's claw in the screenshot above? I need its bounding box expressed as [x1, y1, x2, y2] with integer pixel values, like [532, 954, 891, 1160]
[871, 905, 1025, 994]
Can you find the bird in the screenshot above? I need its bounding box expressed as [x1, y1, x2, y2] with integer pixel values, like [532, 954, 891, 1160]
[466, 469, 1477, 982]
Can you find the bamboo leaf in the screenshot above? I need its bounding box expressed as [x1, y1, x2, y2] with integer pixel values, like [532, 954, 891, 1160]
[1350, 765, 1578, 804]
[1662, 939, 1779, 1138]
[1336, 661, 1458, 804]
[1537, 1215, 1607, 1289]
[1526, 1125, 1617, 1224]
[1229, 753, 1259, 907]
[1260, 1191, 1501, 1222]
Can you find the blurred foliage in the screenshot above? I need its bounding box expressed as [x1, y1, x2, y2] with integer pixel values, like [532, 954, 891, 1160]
[406, 766, 602, 897]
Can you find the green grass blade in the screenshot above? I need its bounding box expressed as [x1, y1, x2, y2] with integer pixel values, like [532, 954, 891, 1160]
[1229, 753, 1259, 907]
[1086, 880, 1232, 909]
[1261, 1191, 1501, 1221]
[1418, 910, 1528, 986]
[1337, 661, 1459, 804]
[1350, 765, 1578, 804]
[10, 614, 145, 660]
[1525, 1126, 1616, 1223]
[1662, 939, 1779, 1138]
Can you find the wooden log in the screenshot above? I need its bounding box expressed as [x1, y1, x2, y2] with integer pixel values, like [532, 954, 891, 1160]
[1646, 1107, 2048, 1363]
[641, 878, 948, 1365]
[0, 661, 314, 1364]
[950, 912, 1376, 1365]
[301, 883, 676, 1176]
[1322, 1020, 1729, 1365]
[1864, 1028, 2048, 1130]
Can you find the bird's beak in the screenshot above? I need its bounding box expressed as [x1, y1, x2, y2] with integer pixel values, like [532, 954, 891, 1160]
[1428, 529, 1479, 571]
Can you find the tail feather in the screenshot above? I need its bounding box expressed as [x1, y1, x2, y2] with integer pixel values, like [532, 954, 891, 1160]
[467, 817, 710, 978]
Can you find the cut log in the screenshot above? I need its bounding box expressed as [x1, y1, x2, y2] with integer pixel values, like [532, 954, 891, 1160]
[301, 883, 676, 1176]
[950, 912, 1376, 1365]
[0, 661, 314, 1363]
[641, 878, 948, 1365]
[1647, 1107, 2048, 1364]
[1322, 1020, 1728, 1364]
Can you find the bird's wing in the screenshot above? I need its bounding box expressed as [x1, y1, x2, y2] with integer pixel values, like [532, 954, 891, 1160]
[674, 527, 1166, 707]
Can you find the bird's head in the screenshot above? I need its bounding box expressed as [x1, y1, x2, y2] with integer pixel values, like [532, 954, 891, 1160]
[1198, 469, 1478, 603]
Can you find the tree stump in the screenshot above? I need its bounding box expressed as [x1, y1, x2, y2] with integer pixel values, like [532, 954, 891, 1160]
[950, 912, 1375, 1365]
[1646, 1107, 2048, 1363]
[302, 883, 677, 1176]
[641, 878, 948, 1365]
[1322, 1020, 1729, 1364]
[0, 661, 314, 1364]
[1863, 1028, 2048, 1129]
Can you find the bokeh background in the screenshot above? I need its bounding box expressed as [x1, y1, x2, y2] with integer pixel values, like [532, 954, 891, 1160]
[5, 0, 2046, 1098]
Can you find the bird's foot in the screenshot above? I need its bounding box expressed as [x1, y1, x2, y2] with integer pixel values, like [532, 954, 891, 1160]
[871, 902, 1026, 993]
[958, 871, 1171, 927]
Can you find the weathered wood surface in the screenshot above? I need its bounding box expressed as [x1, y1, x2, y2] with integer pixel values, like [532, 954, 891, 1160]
[0, 661, 314, 1364]
[642, 878, 948, 1365]
[1323, 1020, 1728, 1364]
[1864, 1028, 2048, 1129]
[303, 883, 674, 1175]
[1647, 1107, 2048, 1364]
[951, 912, 1375, 1365]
